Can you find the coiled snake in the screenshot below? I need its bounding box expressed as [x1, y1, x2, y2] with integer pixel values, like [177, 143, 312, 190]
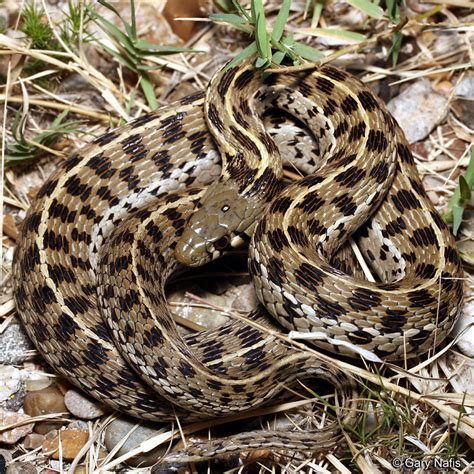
[13, 60, 464, 461]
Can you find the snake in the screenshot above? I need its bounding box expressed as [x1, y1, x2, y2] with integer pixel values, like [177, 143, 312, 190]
[12, 59, 464, 461]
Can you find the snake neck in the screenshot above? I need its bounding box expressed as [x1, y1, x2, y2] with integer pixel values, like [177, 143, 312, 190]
[205, 62, 283, 199]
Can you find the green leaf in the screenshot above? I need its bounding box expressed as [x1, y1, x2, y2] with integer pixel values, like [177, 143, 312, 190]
[94, 15, 138, 58]
[310, 0, 324, 27]
[452, 205, 464, 236]
[98, 42, 139, 72]
[444, 147, 474, 232]
[232, 0, 252, 21]
[134, 39, 194, 53]
[302, 27, 365, 43]
[130, 0, 137, 41]
[208, 13, 253, 33]
[255, 56, 269, 68]
[223, 41, 258, 71]
[215, 0, 235, 12]
[464, 146, 474, 185]
[272, 50, 286, 65]
[251, 0, 265, 25]
[139, 75, 157, 109]
[255, 12, 271, 62]
[347, 0, 384, 19]
[292, 41, 324, 61]
[390, 31, 402, 67]
[459, 175, 471, 202]
[98, 0, 136, 40]
[385, 0, 401, 22]
[281, 31, 295, 47]
[272, 0, 291, 42]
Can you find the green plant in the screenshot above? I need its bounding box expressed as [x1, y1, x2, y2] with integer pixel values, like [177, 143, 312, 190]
[211, 0, 324, 70]
[59, 0, 94, 46]
[444, 146, 474, 235]
[5, 110, 83, 164]
[385, 0, 404, 66]
[20, 1, 58, 50]
[90, 0, 195, 109]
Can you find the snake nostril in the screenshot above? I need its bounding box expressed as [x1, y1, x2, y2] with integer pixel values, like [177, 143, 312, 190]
[214, 235, 230, 251]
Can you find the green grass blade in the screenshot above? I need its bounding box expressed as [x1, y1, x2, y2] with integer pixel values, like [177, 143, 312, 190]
[444, 147, 474, 232]
[139, 74, 158, 109]
[130, 0, 137, 41]
[272, 50, 286, 65]
[251, 0, 265, 24]
[292, 41, 324, 61]
[452, 205, 464, 236]
[347, 0, 384, 19]
[94, 15, 138, 57]
[311, 0, 324, 27]
[302, 27, 365, 43]
[223, 41, 258, 71]
[255, 11, 271, 63]
[99, 42, 139, 72]
[98, 0, 135, 40]
[459, 175, 471, 201]
[208, 13, 253, 33]
[134, 39, 195, 53]
[272, 0, 291, 42]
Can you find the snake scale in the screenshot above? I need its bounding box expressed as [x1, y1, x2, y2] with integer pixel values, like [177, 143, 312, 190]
[13, 59, 464, 461]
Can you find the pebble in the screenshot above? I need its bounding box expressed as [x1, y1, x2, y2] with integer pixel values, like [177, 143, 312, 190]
[64, 389, 109, 420]
[231, 282, 259, 312]
[387, 79, 448, 143]
[24, 374, 53, 392]
[0, 450, 13, 471]
[454, 300, 474, 357]
[0, 410, 35, 444]
[454, 72, 474, 98]
[6, 462, 37, 474]
[23, 385, 68, 416]
[452, 74, 474, 129]
[104, 417, 166, 467]
[0, 322, 35, 365]
[23, 385, 68, 435]
[24, 432, 45, 450]
[42, 428, 89, 460]
[0, 366, 24, 411]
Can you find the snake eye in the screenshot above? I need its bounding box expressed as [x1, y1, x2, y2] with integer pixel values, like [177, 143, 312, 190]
[221, 205, 230, 212]
[214, 235, 230, 251]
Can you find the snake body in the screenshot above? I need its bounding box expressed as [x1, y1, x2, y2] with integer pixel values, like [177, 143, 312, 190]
[13, 61, 463, 459]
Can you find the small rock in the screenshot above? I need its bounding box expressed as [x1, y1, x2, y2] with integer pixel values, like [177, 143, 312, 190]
[6, 462, 37, 474]
[231, 282, 259, 312]
[23, 385, 68, 435]
[42, 429, 89, 460]
[64, 389, 109, 420]
[104, 417, 166, 467]
[24, 374, 53, 392]
[0, 322, 35, 365]
[0, 410, 34, 444]
[23, 385, 67, 416]
[24, 433, 45, 450]
[454, 300, 474, 357]
[454, 72, 473, 99]
[0, 366, 24, 411]
[0, 450, 13, 471]
[387, 80, 448, 143]
[72, 467, 87, 474]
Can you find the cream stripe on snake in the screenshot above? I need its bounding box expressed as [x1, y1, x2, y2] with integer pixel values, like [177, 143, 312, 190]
[13, 59, 463, 461]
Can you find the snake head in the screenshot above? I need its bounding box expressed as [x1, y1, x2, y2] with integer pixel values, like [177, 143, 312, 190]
[175, 181, 261, 267]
